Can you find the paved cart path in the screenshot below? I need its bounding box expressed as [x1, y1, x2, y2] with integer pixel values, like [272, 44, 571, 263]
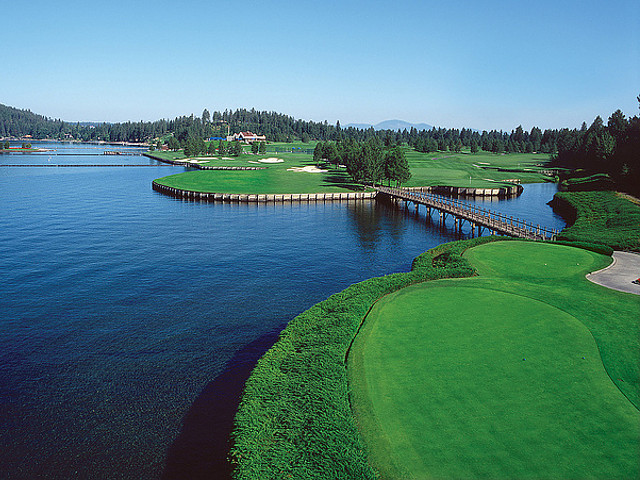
[587, 251, 640, 295]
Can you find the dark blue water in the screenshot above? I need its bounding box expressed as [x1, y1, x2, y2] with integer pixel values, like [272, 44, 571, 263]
[0, 144, 565, 479]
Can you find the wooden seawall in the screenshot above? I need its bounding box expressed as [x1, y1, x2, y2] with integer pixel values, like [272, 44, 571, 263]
[152, 181, 377, 203]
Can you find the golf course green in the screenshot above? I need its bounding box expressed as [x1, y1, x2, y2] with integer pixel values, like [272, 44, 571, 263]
[149, 145, 555, 194]
[348, 241, 640, 479]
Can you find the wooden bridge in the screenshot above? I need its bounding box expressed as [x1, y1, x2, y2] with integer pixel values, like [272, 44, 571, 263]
[376, 186, 560, 241]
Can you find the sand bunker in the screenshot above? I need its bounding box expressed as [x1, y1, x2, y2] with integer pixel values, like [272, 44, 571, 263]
[287, 165, 328, 173]
[188, 159, 209, 164]
[258, 158, 284, 163]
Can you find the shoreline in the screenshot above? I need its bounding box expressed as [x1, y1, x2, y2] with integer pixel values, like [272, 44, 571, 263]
[0, 138, 149, 147]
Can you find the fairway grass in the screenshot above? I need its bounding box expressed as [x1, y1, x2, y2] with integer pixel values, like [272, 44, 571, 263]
[404, 151, 554, 188]
[349, 241, 640, 479]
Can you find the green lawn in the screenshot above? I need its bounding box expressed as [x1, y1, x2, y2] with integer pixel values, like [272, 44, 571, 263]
[349, 241, 639, 479]
[404, 150, 555, 188]
[152, 153, 366, 194]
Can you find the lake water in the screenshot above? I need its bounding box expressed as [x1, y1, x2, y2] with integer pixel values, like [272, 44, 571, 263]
[0, 143, 565, 479]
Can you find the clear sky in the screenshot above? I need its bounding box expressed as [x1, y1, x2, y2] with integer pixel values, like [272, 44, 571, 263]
[3, 0, 638, 131]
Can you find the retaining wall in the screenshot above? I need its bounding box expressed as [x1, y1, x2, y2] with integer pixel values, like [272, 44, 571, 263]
[403, 184, 523, 198]
[152, 181, 377, 202]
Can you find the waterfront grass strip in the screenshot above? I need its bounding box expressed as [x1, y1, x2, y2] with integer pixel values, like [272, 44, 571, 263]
[553, 191, 640, 251]
[230, 236, 503, 479]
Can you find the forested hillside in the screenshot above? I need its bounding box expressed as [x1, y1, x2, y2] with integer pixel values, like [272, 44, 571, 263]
[0, 103, 563, 153]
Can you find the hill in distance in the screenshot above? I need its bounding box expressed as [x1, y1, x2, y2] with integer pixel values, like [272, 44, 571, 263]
[344, 119, 434, 131]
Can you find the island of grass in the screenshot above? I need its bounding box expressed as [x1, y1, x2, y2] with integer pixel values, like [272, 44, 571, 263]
[151, 151, 368, 194]
[348, 241, 639, 479]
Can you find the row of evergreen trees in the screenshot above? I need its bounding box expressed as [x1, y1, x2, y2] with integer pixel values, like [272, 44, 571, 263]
[408, 125, 558, 155]
[553, 103, 640, 195]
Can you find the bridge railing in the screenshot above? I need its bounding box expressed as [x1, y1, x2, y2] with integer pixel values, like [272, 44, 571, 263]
[376, 186, 559, 240]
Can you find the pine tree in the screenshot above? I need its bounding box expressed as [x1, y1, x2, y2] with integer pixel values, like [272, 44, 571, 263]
[313, 142, 324, 165]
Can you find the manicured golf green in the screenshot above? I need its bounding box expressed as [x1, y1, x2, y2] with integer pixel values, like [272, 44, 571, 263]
[348, 241, 639, 479]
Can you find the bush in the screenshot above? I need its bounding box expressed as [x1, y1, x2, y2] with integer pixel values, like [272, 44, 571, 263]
[230, 236, 510, 479]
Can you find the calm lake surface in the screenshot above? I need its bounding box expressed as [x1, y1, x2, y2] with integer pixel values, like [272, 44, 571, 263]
[0, 143, 565, 479]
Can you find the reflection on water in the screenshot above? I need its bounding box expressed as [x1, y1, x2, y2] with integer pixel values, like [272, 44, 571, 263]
[0, 144, 564, 479]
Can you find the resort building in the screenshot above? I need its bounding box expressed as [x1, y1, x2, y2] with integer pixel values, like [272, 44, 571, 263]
[227, 131, 267, 143]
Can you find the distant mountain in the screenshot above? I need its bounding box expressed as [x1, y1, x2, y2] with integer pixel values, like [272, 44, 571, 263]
[344, 119, 433, 131]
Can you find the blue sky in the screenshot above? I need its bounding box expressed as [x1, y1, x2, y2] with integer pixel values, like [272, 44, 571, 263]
[3, 0, 638, 130]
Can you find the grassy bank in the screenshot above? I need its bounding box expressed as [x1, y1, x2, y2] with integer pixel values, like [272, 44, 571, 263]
[230, 236, 506, 479]
[552, 191, 640, 251]
[349, 241, 639, 479]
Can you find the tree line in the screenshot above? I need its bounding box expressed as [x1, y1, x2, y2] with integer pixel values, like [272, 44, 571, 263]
[552, 101, 640, 195]
[0, 103, 562, 154]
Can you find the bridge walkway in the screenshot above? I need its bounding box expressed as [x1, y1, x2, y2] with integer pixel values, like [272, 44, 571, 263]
[376, 186, 559, 241]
